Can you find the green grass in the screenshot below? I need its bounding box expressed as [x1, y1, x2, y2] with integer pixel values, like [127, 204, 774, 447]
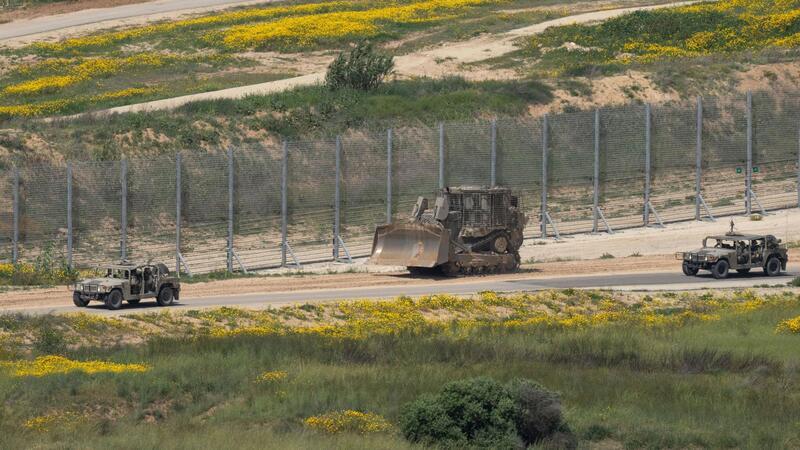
[0, 0, 679, 119]
[497, 0, 800, 80]
[2, 76, 551, 164]
[1, 291, 800, 448]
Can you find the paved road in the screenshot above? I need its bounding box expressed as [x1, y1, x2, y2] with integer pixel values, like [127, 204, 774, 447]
[0, 0, 266, 41]
[8, 269, 797, 316]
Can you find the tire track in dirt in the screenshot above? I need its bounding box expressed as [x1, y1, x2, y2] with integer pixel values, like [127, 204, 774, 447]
[64, 0, 699, 118]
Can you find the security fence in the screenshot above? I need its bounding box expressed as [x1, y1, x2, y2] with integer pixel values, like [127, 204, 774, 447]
[1, 90, 799, 274]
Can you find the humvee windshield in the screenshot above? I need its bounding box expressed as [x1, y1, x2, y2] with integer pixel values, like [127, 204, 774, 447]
[105, 268, 129, 279]
[705, 238, 736, 249]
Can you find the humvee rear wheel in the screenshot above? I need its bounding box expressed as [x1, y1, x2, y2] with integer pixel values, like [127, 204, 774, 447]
[736, 268, 751, 274]
[491, 234, 509, 254]
[764, 257, 781, 276]
[682, 262, 699, 276]
[105, 290, 123, 310]
[711, 260, 729, 279]
[157, 287, 174, 306]
[73, 292, 89, 307]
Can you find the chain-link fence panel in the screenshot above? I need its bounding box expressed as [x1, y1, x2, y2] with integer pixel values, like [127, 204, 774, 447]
[72, 161, 122, 267]
[234, 145, 282, 270]
[0, 169, 11, 262]
[341, 131, 388, 258]
[127, 155, 176, 266]
[392, 125, 439, 222]
[600, 105, 646, 229]
[651, 102, 697, 223]
[16, 163, 68, 263]
[444, 120, 492, 187]
[702, 96, 747, 217]
[752, 91, 800, 211]
[496, 117, 542, 238]
[287, 139, 335, 264]
[181, 153, 228, 274]
[548, 111, 595, 234]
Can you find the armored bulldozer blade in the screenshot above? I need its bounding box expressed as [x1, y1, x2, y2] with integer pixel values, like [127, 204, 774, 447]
[370, 222, 451, 268]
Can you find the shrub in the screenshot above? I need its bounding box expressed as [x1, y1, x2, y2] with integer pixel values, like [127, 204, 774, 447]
[0, 242, 78, 286]
[325, 41, 394, 91]
[788, 276, 800, 287]
[507, 379, 573, 447]
[400, 377, 573, 448]
[33, 324, 67, 355]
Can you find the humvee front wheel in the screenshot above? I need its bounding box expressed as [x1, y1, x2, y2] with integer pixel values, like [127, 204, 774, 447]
[682, 262, 699, 276]
[157, 287, 174, 306]
[711, 260, 729, 279]
[105, 290, 123, 310]
[73, 292, 89, 307]
[764, 257, 782, 276]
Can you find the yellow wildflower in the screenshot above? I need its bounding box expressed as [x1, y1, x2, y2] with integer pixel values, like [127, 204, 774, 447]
[304, 410, 392, 434]
[0, 355, 149, 377]
[776, 315, 800, 334]
[256, 370, 288, 383]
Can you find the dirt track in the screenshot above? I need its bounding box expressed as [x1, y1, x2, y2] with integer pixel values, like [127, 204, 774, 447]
[0, 254, 675, 310]
[3, 248, 798, 312]
[71, 0, 698, 117]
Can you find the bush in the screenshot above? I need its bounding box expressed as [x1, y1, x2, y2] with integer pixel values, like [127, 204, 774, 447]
[325, 41, 394, 91]
[0, 242, 78, 286]
[33, 324, 67, 355]
[788, 276, 800, 287]
[400, 377, 573, 448]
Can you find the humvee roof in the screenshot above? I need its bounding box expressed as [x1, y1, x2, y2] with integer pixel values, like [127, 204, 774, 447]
[105, 264, 137, 269]
[708, 234, 769, 241]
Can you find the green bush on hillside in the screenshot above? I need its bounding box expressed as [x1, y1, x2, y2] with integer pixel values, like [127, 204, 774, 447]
[400, 377, 574, 448]
[325, 41, 394, 91]
[0, 242, 78, 286]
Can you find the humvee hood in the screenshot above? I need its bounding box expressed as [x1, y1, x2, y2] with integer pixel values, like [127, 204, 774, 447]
[80, 277, 124, 286]
[694, 248, 733, 257]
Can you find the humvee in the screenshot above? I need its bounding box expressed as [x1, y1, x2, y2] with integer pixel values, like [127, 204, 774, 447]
[676, 232, 788, 279]
[72, 261, 180, 310]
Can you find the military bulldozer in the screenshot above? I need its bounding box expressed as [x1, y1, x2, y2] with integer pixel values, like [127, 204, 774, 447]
[370, 186, 527, 276]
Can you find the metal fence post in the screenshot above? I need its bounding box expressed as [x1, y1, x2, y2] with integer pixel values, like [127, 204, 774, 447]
[695, 96, 702, 221]
[438, 122, 445, 189]
[120, 158, 127, 261]
[490, 119, 497, 187]
[386, 128, 393, 224]
[593, 110, 600, 233]
[746, 91, 753, 215]
[644, 104, 651, 226]
[175, 153, 182, 275]
[11, 167, 18, 264]
[227, 147, 234, 273]
[541, 114, 548, 238]
[66, 162, 73, 268]
[334, 136, 342, 260]
[281, 141, 288, 267]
